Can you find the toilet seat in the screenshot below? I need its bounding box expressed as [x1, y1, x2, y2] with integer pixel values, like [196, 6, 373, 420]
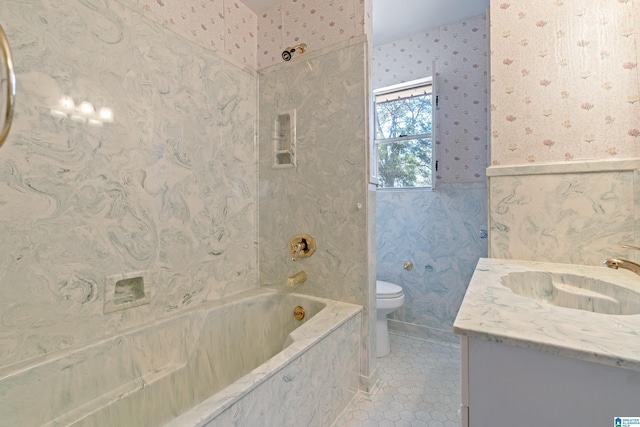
[376, 280, 403, 299]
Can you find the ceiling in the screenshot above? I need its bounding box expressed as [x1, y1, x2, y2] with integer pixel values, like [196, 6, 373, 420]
[241, 0, 490, 46]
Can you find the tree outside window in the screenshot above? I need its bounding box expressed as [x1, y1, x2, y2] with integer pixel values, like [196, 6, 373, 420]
[374, 82, 433, 188]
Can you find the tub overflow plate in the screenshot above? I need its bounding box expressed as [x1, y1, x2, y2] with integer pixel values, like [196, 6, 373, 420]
[293, 306, 305, 320]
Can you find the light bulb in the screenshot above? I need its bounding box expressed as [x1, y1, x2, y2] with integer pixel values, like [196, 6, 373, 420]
[98, 107, 114, 123]
[59, 96, 75, 112]
[79, 101, 95, 116]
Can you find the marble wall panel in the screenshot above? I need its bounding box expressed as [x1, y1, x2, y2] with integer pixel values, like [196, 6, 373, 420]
[0, 0, 257, 368]
[489, 164, 639, 265]
[258, 39, 372, 382]
[376, 184, 488, 340]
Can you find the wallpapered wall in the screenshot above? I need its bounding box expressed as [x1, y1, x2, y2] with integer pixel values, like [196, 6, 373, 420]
[488, 0, 640, 266]
[373, 15, 489, 341]
[257, 0, 371, 69]
[491, 0, 640, 166]
[373, 14, 488, 184]
[131, 0, 258, 68]
[128, 0, 371, 70]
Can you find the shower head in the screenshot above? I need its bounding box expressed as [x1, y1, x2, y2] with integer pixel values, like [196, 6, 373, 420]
[282, 43, 307, 61]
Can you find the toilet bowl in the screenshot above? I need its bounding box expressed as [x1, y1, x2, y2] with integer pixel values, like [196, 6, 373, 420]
[376, 280, 405, 357]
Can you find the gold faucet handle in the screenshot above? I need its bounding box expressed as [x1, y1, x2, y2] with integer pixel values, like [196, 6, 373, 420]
[621, 244, 640, 251]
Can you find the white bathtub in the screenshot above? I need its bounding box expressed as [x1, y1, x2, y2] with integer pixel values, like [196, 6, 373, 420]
[0, 288, 363, 427]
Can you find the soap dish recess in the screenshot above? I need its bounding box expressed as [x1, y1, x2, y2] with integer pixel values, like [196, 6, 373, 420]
[104, 272, 150, 314]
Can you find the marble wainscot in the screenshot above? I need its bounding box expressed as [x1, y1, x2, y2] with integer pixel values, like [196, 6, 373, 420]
[454, 258, 640, 426]
[0, 288, 362, 427]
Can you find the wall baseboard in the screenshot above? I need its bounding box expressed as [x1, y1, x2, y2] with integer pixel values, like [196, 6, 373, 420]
[388, 319, 459, 344]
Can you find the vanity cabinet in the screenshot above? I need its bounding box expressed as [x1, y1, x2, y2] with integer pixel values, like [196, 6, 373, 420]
[460, 335, 640, 427]
[454, 259, 640, 427]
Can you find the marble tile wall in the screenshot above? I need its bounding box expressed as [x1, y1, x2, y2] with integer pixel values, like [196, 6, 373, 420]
[488, 160, 640, 265]
[257, 39, 374, 388]
[0, 0, 257, 368]
[376, 184, 488, 341]
[372, 15, 489, 341]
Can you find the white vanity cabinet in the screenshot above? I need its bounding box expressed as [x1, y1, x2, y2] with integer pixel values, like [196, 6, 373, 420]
[454, 258, 640, 427]
[459, 335, 640, 427]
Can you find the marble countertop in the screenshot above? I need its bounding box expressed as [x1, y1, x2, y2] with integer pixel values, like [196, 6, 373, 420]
[454, 258, 640, 372]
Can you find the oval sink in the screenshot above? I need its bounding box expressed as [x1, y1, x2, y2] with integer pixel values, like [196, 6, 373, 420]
[500, 271, 640, 315]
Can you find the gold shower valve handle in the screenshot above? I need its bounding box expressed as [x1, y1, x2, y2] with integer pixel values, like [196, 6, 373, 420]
[289, 234, 316, 261]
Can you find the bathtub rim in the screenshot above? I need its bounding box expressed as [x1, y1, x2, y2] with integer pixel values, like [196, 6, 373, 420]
[164, 289, 363, 427]
[0, 286, 363, 427]
[0, 287, 356, 379]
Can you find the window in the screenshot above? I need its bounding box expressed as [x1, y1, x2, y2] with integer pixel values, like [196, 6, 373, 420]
[374, 78, 433, 188]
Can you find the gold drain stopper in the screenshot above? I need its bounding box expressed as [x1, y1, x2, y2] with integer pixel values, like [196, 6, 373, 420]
[293, 306, 305, 320]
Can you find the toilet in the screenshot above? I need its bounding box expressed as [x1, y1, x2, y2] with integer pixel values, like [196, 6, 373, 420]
[376, 280, 405, 357]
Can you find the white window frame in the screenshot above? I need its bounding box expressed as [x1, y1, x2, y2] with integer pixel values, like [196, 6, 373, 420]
[373, 77, 435, 190]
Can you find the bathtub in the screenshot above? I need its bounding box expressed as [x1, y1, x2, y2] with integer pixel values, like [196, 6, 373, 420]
[0, 288, 363, 427]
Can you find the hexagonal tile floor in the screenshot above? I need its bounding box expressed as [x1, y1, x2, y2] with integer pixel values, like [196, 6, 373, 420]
[336, 332, 461, 427]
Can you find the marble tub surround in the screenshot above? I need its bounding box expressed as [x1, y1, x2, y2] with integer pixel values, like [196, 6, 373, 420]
[0, 288, 362, 427]
[454, 258, 640, 372]
[0, 0, 257, 368]
[258, 38, 375, 389]
[488, 159, 640, 265]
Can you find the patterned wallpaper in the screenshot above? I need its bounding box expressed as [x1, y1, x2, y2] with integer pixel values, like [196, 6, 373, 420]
[128, 0, 258, 68]
[257, 0, 369, 69]
[126, 0, 371, 70]
[372, 14, 489, 184]
[491, 0, 640, 166]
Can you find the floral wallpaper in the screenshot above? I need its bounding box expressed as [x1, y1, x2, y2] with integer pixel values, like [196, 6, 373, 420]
[491, 0, 640, 166]
[125, 0, 371, 70]
[257, 0, 369, 68]
[127, 0, 258, 68]
[372, 14, 489, 184]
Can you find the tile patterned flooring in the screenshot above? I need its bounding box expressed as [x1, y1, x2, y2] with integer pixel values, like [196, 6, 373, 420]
[336, 332, 461, 427]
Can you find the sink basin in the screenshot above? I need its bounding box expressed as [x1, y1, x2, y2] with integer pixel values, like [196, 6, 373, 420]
[500, 271, 640, 315]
